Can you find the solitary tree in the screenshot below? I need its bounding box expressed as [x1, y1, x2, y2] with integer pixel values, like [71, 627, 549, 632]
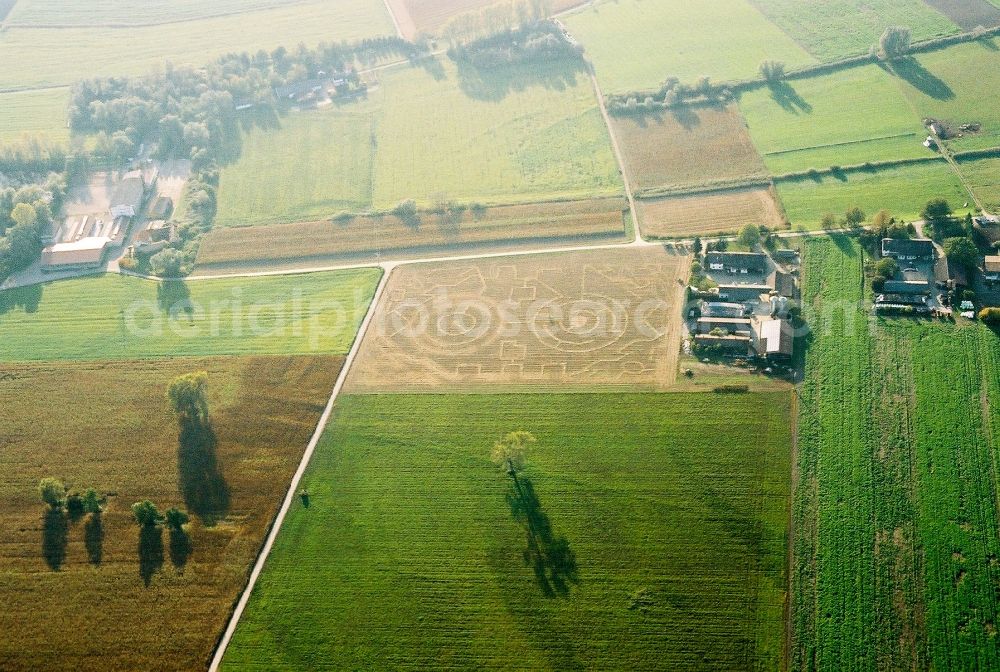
[692, 237, 703, 256]
[845, 206, 867, 227]
[82, 488, 104, 514]
[491, 431, 536, 481]
[167, 371, 209, 423]
[874, 257, 900, 279]
[872, 209, 893, 230]
[879, 26, 912, 60]
[132, 500, 163, 528]
[38, 477, 66, 510]
[944, 236, 979, 270]
[922, 198, 953, 238]
[738, 224, 761, 249]
[164, 507, 190, 531]
[820, 213, 838, 230]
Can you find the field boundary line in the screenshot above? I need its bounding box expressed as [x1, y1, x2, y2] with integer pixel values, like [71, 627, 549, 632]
[586, 62, 640, 240]
[2, 0, 325, 29]
[380, 0, 406, 39]
[207, 266, 393, 672]
[761, 131, 921, 157]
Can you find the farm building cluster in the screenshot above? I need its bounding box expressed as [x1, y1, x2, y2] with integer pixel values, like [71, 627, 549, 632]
[875, 237, 938, 312]
[40, 166, 170, 273]
[689, 249, 800, 362]
[875, 223, 1000, 316]
[271, 69, 366, 109]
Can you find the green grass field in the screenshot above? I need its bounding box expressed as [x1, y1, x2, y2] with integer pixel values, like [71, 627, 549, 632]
[893, 39, 1000, 152]
[750, 0, 958, 61]
[6, 0, 310, 24]
[216, 57, 621, 226]
[739, 65, 929, 175]
[563, 0, 815, 93]
[956, 156, 1000, 212]
[223, 392, 792, 670]
[369, 59, 620, 209]
[775, 161, 971, 228]
[216, 109, 375, 227]
[0, 0, 394, 90]
[0, 88, 70, 144]
[0, 270, 381, 361]
[794, 235, 1000, 670]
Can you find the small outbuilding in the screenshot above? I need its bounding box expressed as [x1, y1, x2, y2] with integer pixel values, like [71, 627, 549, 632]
[768, 270, 797, 299]
[985, 255, 1000, 282]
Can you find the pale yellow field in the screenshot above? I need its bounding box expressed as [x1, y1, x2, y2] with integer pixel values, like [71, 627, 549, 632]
[611, 104, 768, 194]
[638, 187, 786, 238]
[346, 246, 690, 392]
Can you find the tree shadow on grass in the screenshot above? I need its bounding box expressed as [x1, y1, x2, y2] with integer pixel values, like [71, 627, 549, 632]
[830, 231, 858, 257]
[0, 283, 43, 315]
[454, 58, 586, 102]
[169, 528, 193, 570]
[178, 416, 230, 526]
[767, 81, 812, 114]
[506, 476, 579, 597]
[84, 512, 104, 566]
[884, 57, 954, 101]
[138, 525, 164, 587]
[42, 509, 68, 571]
[157, 280, 193, 319]
[413, 55, 447, 81]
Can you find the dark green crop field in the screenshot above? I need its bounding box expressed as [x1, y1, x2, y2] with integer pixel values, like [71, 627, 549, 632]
[223, 391, 792, 671]
[794, 236, 1000, 670]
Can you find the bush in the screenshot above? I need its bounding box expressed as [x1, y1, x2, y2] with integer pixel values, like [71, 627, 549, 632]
[713, 385, 749, 393]
[874, 257, 899, 279]
[132, 500, 163, 527]
[38, 477, 66, 509]
[66, 493, 85, 520]
[979, 307, 1000, 326]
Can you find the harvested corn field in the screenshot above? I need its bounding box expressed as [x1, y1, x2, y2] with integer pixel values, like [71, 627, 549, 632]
[637, 187, 786, 238]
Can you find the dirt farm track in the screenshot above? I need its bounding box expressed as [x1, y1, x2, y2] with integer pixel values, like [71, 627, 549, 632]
[346, 246, 690, 392]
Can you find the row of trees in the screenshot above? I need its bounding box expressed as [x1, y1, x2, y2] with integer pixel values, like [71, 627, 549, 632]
[69, 37, 417, 166]
[39, 478, 105, 516]
[608, 24, 914, 118]
[441, 0, 552, 44]
[607, 75, 732, 115]
[447, 20, 580, 68]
